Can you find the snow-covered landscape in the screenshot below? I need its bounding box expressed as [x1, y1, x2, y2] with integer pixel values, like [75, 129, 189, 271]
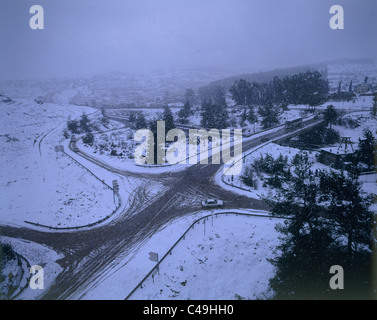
[1, 70, 376, 300]
[0, 99, 125, 229]
[1, 0, 377, 303]
[129, 212, 281, 300]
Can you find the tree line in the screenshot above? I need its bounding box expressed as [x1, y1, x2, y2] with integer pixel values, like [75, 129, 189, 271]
[229, 71, 329, 107]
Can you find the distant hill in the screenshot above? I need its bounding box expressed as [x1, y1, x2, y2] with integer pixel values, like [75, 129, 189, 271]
[201, 59, 377, 96]
[202, 64, 326, 92]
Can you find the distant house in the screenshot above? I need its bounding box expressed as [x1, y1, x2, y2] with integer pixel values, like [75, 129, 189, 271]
[318, 146, 354, 168]
[356, 83, 371, 94]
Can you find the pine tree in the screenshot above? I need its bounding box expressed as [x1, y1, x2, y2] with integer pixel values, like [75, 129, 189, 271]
[355, 129, 376, 170]
[200, 99, 229, 129]
[318, 170, 374, 265]
[323, 105, 337, 129]
[100, 107, 109, 126]
[80, 112, 91, 133]
[258, 104, 280, 129]
[229, 79, 252, 106]
[372, 94, 377, 116]
[266, 163, 376, 299]
[247, 106, 258, 126]
[178, 100, 191, 124]
[135, 111, 147, 129]
[163, 106, 175, 133]
[184, 88, 197, 107]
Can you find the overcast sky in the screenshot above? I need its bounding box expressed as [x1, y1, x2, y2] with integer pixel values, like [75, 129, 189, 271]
[0, 0, 376, 80]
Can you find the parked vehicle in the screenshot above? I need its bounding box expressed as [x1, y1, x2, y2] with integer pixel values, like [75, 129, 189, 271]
[201, 198, 223, 208]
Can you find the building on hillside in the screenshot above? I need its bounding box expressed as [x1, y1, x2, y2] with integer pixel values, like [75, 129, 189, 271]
[318, 137, 355, 169]
[356, 83, 371, 94]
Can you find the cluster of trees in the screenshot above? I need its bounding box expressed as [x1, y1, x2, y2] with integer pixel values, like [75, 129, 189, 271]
[263, 153, 376, 299]
[228, 71, 328, 129]
[353, 129, 376, 171]
[127, 110, 147, 129]
[199, 86, 229, 129]
[257, 104, 280, 129]
[67, 113, 96, 134]
[241, 153, 291, 189]
[299, 125, 341, 147]
[144, 69, 329, 133]
[320, 105, 375, 171]
[0, 242, 19, 300]
[329, 80, 355, 102]
[147, 106, 176, 164]
[65, 112, 100, 145]
[230, 71, 329, 107]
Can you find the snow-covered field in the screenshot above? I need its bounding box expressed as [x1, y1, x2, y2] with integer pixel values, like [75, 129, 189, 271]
[0, 98, 125, 229]
[129, 213, 281, 300]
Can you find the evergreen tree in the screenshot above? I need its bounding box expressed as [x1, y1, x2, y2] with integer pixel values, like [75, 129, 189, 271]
[100, 107, 109, 126]
[163, 106, 175, 133]
[247, 106, 258, 125]
[200, 86, 229, 129]
[200, 100, 229, 129]
[258, 104, 280, 129]
[82, 132, 94, 146]
[229, 79, 252, 106]
[135, 111, 147, 129]
[323, 105, 337, 129]
[266, 162, 376, 299]
[128, 110, 137, 123]
[184, 88, 197, 107]
[240, 108, 247, 127]
[319, 170, 374, 264]
[80, 112, 91, 133]
[355, 129, 376, 170]
[67, 119, 80, 134]
[178, 100, 192, 124]
[372, 94, 377, 116]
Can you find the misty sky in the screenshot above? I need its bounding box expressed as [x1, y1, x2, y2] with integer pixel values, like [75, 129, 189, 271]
[1, 0, 376, 80]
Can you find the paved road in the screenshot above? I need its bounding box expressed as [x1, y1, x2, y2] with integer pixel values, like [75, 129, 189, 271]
[0, 117, 324, 299]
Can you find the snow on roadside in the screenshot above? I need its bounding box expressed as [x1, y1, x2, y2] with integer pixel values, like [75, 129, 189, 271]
[0, 236, 63, 300]
[71, 209, 280, 300]
[214, 110, 376, 201]
[129, 212, 281, 300]
[213, 143, 311, 200]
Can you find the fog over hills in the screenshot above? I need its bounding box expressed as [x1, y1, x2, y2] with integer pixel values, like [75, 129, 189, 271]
[1, 58, 376, 109]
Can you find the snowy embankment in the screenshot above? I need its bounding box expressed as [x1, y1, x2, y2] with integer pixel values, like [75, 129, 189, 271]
[1, 236, 63, 300]
[0, 98, 127, 230]
[67, 209, 281, 300]
[128, 212, 281, 300]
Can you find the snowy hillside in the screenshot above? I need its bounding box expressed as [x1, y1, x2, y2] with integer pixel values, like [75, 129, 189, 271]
[326, 59, 377, 93]
[0, 98, 124, 229]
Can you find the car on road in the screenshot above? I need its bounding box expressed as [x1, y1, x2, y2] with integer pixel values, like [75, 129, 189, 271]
[201, 198, 223, 208]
